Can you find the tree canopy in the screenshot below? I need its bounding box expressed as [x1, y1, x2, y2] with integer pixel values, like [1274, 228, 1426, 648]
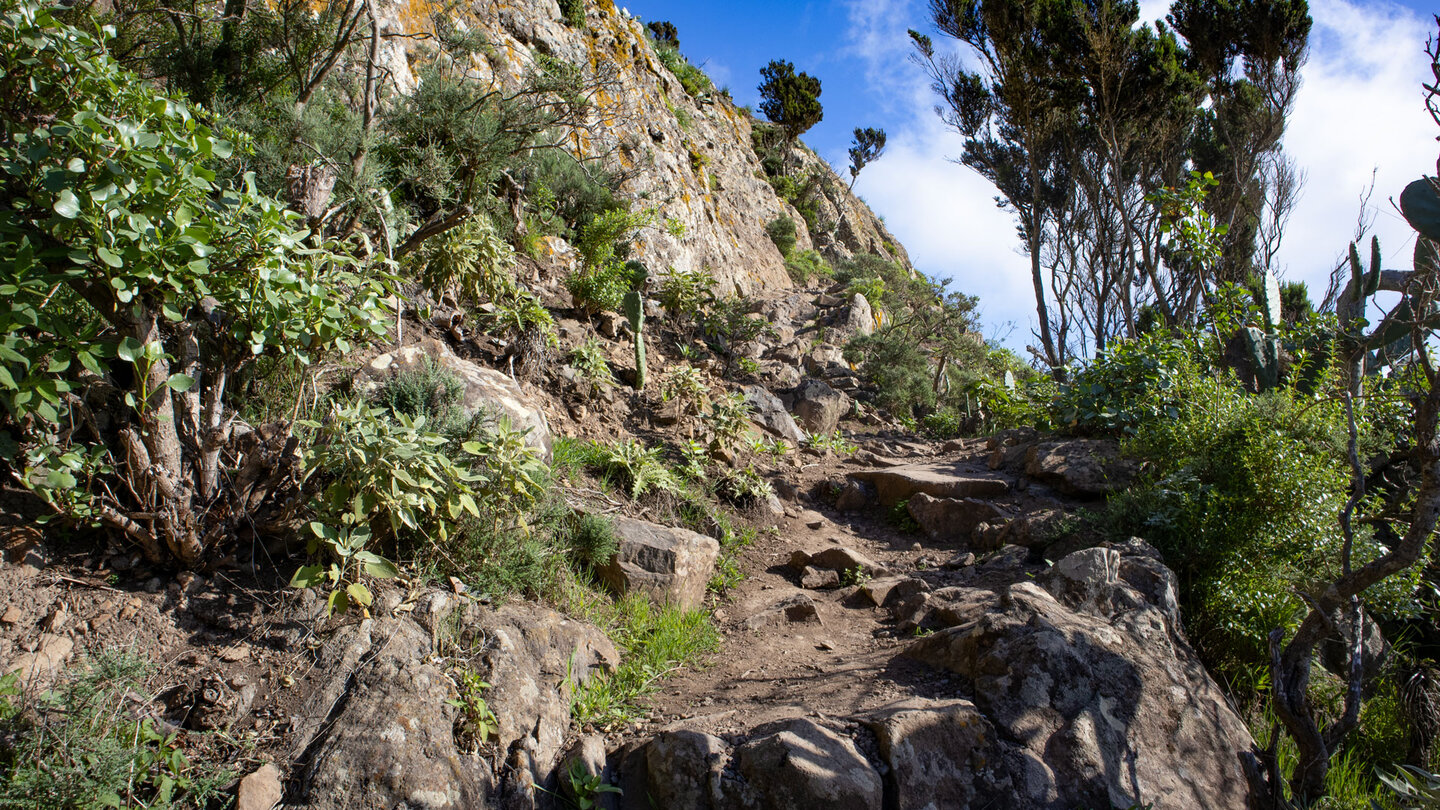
[757, 59, 823, 143]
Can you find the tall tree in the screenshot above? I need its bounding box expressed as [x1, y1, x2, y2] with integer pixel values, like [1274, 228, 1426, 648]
[757, 59, 823, 146]
[910, 0, 1076, 370]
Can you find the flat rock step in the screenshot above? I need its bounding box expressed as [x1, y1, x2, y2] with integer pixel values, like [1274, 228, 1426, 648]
[847, 463, 1010, 506]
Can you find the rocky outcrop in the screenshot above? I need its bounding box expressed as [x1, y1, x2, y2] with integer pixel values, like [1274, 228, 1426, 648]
[744, 385, 807, 445]
[596, 517, 720, 610]
[289, 597, 616, 810]
[792, 379, 849, 435]
[905, 492, 1004, 542]
[1023, 439, 1137, 497]
[369, 0, 908, 298]
[902, 544, 1253, 809]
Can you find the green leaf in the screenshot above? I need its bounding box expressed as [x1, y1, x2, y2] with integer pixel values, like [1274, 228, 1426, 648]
[326, 588, 349, 616]
[289, 565, 324, 588]
[166, 373, 195, 392]
[116, 337, 143, 362]
[53, 189, 80, 219]
[346, 582, 374, 607]
[95, 247, 123, 268]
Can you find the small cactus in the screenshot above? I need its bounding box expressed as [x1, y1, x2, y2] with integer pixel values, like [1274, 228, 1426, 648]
[623, 290, 646, 391]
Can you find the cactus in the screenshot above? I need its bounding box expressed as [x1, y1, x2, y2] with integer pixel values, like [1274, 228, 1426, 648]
[623, 290, 646, 391]
[1240, 269, 1284, 392]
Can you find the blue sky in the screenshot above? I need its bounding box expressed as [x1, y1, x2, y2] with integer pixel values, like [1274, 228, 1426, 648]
[622, 0, 1440, 347]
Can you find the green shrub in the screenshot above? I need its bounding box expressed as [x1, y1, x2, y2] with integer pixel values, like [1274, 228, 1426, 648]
[566, 512, 620, 568]
[590, 439, 681, 499]
[372, 359, 467, 434]
[785, 249, 831, 285]
[765, 216, 797, 257]
[658, 266, 717, 323]
[570, 338, 615, 386]
[0, 654, 237, 809]
[647, 30, 714, 98]
[517, 150, 619, 241]
[1053, 333, 1193, 436]
[407, 214, 517, 305]
[844, 330, 935, 416]
[558, 0, 585, 27]
[1099, 370, 1420, 679]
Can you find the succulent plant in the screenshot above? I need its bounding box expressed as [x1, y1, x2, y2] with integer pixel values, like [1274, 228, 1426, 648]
[623, 289, 647, 391]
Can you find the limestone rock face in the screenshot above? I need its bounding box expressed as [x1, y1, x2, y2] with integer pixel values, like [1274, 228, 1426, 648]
[368, 0, 909, 298]
[596, 516, 720, 610]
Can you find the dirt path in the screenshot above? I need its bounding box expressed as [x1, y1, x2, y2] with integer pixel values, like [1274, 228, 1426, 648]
[629, 437, 1016, 739]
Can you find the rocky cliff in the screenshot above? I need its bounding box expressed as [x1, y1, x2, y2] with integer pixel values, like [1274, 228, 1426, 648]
[371, 0, 911, 295]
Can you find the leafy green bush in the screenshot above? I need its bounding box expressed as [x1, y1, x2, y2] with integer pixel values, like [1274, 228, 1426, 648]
[658, 266, 717, 324]
[588, 440, 681, 499]
[844, 330, 935, 416]
[1099, 370, 1420, 677]
[517, 149, 619, 242]
[558, 0, 585, 27]
[702, 392, 754, 452]
[785, 249, 831, 285]
[1053, 333, 1194, 436]
[0, 654, 237, 809]
[570, 338, 615, 387]
[766, 216, 797, 257]
[408, 214, 517, 304]
[372, 359, 467, 434]
[646, 27, 714, 98]
[0, 1, 393, 567]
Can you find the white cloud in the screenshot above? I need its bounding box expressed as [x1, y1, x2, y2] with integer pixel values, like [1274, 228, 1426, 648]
[848, 0, 1438, 349]
[1276, 0, 1435, 294]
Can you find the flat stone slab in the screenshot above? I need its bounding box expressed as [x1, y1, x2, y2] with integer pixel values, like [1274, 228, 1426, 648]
[847, 463, 1009, 507]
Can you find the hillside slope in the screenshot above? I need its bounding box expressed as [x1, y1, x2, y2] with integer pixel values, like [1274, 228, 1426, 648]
[372, 0, 911, 294]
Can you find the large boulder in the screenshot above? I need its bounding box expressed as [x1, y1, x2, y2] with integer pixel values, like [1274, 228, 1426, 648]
[837, 293, 874, 339]
[903, 547, 1255, 810]
[368, 338, 554, 461]
[905, 493, 1004, 541]
[848, 462, 1009, 507]
[290, 598, 617, 810]
[733, 718, 884, 810]
[792, 379, 850, 435]
[744, 385, 807, 445]
[292, 618, 489, 810]
[1024, 439, 1137, 497]
[596, 517, 720, 610]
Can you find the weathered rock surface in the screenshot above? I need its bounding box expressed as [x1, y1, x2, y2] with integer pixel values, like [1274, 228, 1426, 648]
[745, 385, 807, 445]
[903, 546, 1254, 809]
[596, 517, 720, 610]
[789, 545, 887, 578]
[1024, 439, 1137, 497]
[734, 719, 883, 810]
[848, 463, 1009, 507]
[368, 339, 554, 461]
[905, 492, 1005, 541]
[792, 379, 849, 435]
[290, 599, 616, 810]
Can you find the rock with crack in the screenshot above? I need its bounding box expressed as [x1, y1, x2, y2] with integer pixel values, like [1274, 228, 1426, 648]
[1023, 439, 1137, 497]
[792, 379, 850, 435]
[905, 493, 1005, 542]
[288, 597, 617, 809]
[745, 385, 807, 445]
[857, 576, 930, 608]
[903, 549, 1254, 809]
[733, 718, 884, 809]
[859, 699, 1026, 808]
[596, 517, 720, 610]
[848, 463, 1009, 507]
[292, 617, 491, 810]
